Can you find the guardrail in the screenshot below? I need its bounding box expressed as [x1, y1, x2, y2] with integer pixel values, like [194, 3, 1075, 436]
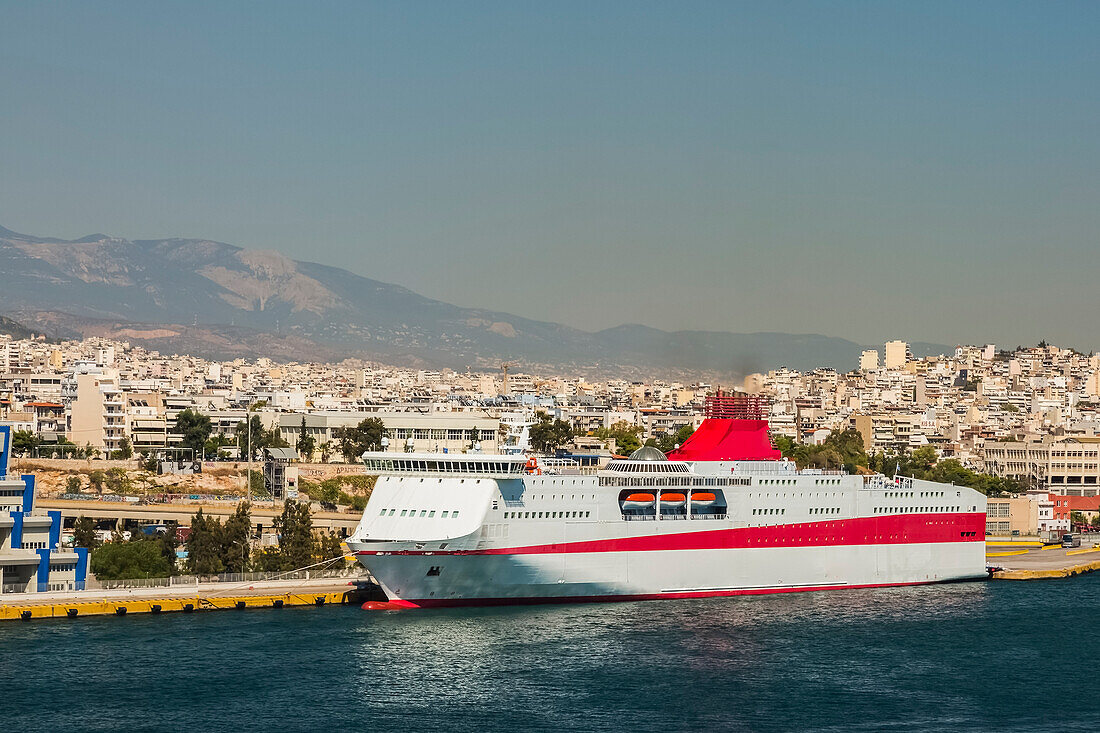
[93, 568, 365, 590]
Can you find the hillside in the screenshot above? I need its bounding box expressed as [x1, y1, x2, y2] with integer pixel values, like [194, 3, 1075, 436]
[0, 224, 948, 375]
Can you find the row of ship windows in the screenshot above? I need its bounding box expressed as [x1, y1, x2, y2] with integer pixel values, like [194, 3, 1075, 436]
[503, 511, 592, 519]
[810, 508, 841, 515]
[874, 506, 959, 514]
[377, 509, 462, 519]
[20, 541, 49, 549]
[752, 508, 786, 516]
[600, 477, 748, 487]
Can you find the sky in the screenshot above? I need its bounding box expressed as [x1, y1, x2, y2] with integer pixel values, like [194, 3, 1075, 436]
[2, 1, 1098, 349]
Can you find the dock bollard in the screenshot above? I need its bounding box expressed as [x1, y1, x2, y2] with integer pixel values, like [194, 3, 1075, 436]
[66, 609, 78, 618]
[115, 607, 127, 616]
[272, 599, 284, 608]
[236, 601, 247, 610]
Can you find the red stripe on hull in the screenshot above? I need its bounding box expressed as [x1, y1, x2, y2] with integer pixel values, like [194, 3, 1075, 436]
[357, 512, 986, 557]
[396, 578, 979, 608]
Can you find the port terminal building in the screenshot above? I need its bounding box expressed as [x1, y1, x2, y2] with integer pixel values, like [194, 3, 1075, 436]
[0, 425, 87, 593]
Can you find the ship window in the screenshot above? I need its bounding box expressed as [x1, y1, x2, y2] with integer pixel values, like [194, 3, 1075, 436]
[452, 511, 460, 518]
[379, 509, 386, 516]
[429, 511, 436, 518]
[420, 510, 427, 517]
[389, 509, 396, 516]
[585, 512, 590, 517]
[400, 510, 408, 517]
[442, 511, 450, 518]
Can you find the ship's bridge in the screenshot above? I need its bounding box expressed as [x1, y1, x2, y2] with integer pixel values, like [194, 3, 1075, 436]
[360, 452, 527, 478]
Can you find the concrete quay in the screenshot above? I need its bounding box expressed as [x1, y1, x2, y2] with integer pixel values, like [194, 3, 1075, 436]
[0, 576, 378, 621]
[987, 540, 1100, 580]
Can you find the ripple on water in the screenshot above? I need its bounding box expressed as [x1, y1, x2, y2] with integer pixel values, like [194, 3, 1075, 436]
[2, 577, 1098, 733]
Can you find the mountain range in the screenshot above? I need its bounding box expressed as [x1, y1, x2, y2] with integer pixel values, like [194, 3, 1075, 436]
[0, 224, 949, 377]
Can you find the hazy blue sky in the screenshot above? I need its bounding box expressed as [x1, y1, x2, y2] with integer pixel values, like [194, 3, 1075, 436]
[2, 2, 1098, 348]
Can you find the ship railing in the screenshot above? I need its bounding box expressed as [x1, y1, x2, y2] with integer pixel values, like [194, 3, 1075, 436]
[621, 513, 728, 521]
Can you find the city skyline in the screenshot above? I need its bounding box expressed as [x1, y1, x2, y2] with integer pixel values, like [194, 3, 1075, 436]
[3, 2, 1099, 349]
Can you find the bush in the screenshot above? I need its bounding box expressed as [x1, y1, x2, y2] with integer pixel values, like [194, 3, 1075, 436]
[66, 475, 83, 493]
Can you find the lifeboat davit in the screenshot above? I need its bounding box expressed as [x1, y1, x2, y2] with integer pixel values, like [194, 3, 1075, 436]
[622, 492, 656, 509]
[659, 492, 686, 507]
[690, 492, 717, 507]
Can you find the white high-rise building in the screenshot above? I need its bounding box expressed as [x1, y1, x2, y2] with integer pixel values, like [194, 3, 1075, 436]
[885, 340, 910, 369]
[859, 350, 879, 371]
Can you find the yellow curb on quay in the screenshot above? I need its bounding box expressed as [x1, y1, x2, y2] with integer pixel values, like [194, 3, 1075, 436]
[994, 558, 1100, 581]
[986, 550, 1030, 557]
[0, 591, 355, 621]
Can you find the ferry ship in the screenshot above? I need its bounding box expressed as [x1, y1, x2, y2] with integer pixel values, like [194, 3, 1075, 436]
[347, 395, 987, 607]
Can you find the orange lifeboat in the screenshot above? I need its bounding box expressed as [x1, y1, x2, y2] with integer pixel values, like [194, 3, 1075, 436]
[524, 457, 541, 475]
[691, 492, 717, 507]
[659, 492, 687, 507]
[622, 493, 656, 509]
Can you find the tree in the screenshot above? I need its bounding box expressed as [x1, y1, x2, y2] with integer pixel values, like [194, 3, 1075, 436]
[235, 414, 289, 456]
[175, 409, 213, 458]
[221, 501, 252, 573]
[65, 475, 83, 493]
[314, 532, 344, 563]
[595, 421, 644, 455]
[87, 469, 106, 495]
[295, 415, 316, 461]
[104, 467, 133, 494]
[73, 516, 100, 549]
[908, 446, 938, 476]
[778, 430, 869, 474]
[651, 424, 695, 453]
[158, 521, 180, 575]
[91, 541, 172, 580]
[274, 500, 314, 571]
[110, 436, 133, 460]
[1070, 511, 1087, 529]
[11, 430, 41, 455]
[186, 508, 224, 576]
[529, 414, 574, 454]
[318, 441, 333, 463]
[333, 418, 388, 462]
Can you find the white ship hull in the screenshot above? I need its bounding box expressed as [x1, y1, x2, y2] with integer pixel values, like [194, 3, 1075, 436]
[357, 540, 987, 607]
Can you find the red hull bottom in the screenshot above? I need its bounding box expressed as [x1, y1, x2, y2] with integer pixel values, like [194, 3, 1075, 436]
[362, 577, 985, 610]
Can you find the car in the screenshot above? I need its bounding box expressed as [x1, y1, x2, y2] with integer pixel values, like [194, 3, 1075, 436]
[1062, 534, 1082, 548]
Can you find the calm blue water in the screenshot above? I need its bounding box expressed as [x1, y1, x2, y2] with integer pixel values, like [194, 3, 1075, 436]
[3, 576, 1097, 732]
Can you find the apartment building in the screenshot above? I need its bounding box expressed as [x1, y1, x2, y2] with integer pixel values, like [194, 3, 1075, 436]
[983, 437, 1100, 496]
[65, 366, 127, 453]
[277, 411, 500, 459]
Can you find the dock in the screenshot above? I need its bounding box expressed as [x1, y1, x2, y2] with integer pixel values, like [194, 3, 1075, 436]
[988, 541, 1100, 580]
[0, 577, 378, 621]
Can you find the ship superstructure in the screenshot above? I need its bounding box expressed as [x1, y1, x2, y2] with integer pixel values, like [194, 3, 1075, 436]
[347, 397, 986, 607]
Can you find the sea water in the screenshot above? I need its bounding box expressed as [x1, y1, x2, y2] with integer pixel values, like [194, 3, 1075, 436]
[2, 575, 1097, 732]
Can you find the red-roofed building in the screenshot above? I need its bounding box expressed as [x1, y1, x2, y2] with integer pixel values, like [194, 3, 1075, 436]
[1049, 494, 1100, 530]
